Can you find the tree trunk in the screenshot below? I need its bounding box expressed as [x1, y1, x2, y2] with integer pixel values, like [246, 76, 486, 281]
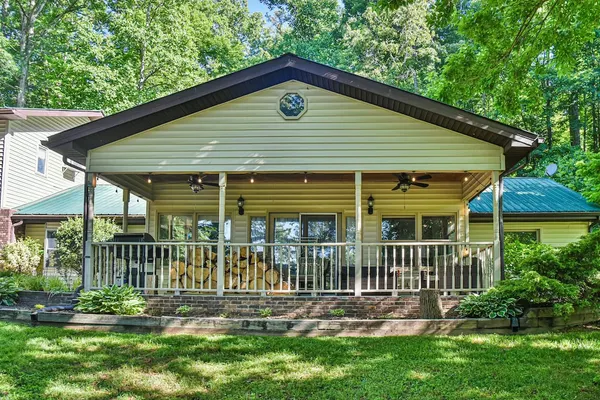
[545, 97, 553, 148]
[419, 289, 443, 319]
[569, 91, 581, 148]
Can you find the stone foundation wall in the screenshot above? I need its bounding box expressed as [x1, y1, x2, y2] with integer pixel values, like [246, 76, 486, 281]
[16, 291, 76, 308]
[144, 295, 462, 319]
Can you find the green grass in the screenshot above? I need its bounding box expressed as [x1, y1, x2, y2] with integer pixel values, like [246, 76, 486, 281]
[0, 322, 599, 399]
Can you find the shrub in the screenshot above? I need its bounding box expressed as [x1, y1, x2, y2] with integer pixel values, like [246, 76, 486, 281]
[0, 237, 42, 275]
[329, 309, 345, 317]
[259, 308, 272, 318]
[456, 289, 523, 319]
[55, 217, 121, 274]
[175, 305, 192, 317]
[10, 274, 70, 293]
[498, 271, 580, 306]
[75, 285, 146, 315]
[0, 276, 20, 306]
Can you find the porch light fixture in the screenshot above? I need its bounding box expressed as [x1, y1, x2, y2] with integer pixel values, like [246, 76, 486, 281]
[367, 195, 374, 215]
[237, 195, 245, 215]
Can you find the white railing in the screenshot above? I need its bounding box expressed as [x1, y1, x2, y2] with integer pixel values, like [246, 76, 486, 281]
[361, 242, 494, 294]
[90, 241, 493, 295]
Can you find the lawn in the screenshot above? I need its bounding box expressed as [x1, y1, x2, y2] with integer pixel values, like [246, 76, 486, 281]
[0, 322, 599, 399]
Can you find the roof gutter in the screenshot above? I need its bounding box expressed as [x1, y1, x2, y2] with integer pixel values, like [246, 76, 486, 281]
[63, 156, 86, 173]
[502, 153, 530, 178]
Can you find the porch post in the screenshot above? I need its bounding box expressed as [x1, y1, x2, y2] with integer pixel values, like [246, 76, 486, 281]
[354, 171, 362, 296]
[82, 172, 96, 291]
[216, 172, 227, 296]
[491, 171, 503, 284]
[122, 188, 130, 233]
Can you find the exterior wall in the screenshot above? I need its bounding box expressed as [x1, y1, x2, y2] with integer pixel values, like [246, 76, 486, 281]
[470, 221, 590, 247]
[89, 81, 505, 173]
[0, 120, 7, 203]
[0, 208, 16, 246]
[2, 116, 87, 209]
[143, 295, 461, 319]
[147, 178, 467, 243]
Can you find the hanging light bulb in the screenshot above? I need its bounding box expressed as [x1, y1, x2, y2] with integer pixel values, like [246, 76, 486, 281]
[147, 174, 152, 184]
[411, 177, 416, 182]
[250, 176, 255, 184]
[304, 172, 308, 183]
[464, 176, 469, 182]
[477, 195, 481, 201]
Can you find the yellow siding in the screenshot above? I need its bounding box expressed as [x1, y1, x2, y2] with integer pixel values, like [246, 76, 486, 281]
[89, 81, 504, 173]
[148, 179, 467, 243]
[128, 224, 146, 234]
[24, 223, 46, 245]
[470, 221, 589, 247]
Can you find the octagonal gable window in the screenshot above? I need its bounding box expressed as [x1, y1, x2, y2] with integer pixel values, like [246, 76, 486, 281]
[278, 92, 306, 119]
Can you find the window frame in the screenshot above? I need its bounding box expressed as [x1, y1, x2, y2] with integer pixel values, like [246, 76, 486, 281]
[157, 213, 195, 242]
[504, 229, 539, 244]
[380, 214, 418, 242]
[277, 92, 307, 120]
[36, 145, 48, 176]
[420, 213, 458, 242]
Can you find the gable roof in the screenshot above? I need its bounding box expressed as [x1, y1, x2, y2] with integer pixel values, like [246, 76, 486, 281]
[13, 184, 146, 218]
[43, 53, 540, 170]
[470, 178, 600, 221]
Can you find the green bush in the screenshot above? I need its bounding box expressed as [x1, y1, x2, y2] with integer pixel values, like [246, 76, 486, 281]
[456, 289, 523, 319]
[55, 217, 121, 274]
[175, 305, 192, 317]
[498, 271, 580, 305]
[0, 276, 20, 306]
[10, 274, 70, 293]
[75, 285, 146, 315]
[0, 237, 43, 275]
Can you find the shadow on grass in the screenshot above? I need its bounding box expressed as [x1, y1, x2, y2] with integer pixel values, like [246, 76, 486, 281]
[0, 322, 599, 399]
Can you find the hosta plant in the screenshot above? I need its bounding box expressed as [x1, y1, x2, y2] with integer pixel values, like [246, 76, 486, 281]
[75, 285, 146, 316]
[456, 289, 523, 319]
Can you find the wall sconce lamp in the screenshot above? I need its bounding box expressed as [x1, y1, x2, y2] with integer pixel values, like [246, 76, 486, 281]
[367, 195, 374, 215]
[237, 195, 245, 215]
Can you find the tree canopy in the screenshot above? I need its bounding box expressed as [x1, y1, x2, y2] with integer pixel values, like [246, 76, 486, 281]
[1, 0, 600, 201]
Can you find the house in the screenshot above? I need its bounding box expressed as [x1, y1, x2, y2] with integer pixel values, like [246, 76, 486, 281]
[43, 54, 543, 296]
[0, 108, 103, 245]
[11, 184, 146, 274]
[470, 178, 600, 246]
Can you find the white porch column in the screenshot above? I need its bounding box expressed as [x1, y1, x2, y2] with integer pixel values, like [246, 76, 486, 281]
[216, 172, 227, 296]
[82, 172, 96, 291]
[354, 171, 362, 296]
[122, 188, 130, 233]
[492, 171, 503, 284]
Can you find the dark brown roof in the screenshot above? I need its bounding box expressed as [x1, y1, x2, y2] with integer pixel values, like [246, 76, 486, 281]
[44, 53, 540, 169]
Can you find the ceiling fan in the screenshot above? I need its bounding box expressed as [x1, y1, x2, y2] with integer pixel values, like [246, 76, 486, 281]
[391, 173, 432, 192]
[188, 174, 219, 193]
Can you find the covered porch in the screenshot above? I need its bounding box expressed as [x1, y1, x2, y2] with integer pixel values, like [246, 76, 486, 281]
[85, 171, 502, 296]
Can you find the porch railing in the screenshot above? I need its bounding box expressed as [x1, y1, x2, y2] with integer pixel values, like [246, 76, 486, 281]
[90, 241, 493, 295]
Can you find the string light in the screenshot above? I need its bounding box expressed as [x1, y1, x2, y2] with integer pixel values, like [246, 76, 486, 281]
[250, 176, 255, 184]
[147, 174, 152, 184]
[304, 172, 308, 183]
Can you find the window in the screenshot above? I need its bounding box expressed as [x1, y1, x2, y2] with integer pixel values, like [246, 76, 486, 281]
[36, 146, 47, 175]
[382, 217, 416, 241]
[345, 216, 356, 243]
[250, 216, 267, 250]
[422, 215, 456, 241]
[278, 93, 306, 119]
[505, 230, 538, 244]
[197, 216, 231, 242]
[159, 214, 193, 241]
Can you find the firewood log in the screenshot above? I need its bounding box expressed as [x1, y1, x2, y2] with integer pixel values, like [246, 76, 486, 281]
[238, 259, 248, 269]
[264, 269, 280, 285]
[246, 268, 264, 282]
[240, 246, 248, 259]
[205, 248, 217, 261]
[256, 261, 269, 271]
[246, 279, 267, 291]
[171, 261, 186, 276]
[232, 252, 239, 266]
[192, 266, 210, 282]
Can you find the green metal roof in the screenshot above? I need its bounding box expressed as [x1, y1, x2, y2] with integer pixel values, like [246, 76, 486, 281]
[14, 184, 146, 216]
[470, 178, 600, 215]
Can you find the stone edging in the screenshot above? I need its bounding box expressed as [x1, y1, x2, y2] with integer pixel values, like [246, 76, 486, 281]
[1, 308, 597, 336]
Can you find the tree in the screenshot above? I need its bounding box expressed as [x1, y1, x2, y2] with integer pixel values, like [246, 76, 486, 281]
[55, 217, 121, 274]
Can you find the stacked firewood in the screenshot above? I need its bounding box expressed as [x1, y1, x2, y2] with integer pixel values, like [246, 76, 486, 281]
[169, 246, 293, 293]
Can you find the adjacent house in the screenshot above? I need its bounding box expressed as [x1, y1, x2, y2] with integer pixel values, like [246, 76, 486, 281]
[12, 184, 146, 274]
[0, 108, 103, 245]
[44, 54, 547, 296]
